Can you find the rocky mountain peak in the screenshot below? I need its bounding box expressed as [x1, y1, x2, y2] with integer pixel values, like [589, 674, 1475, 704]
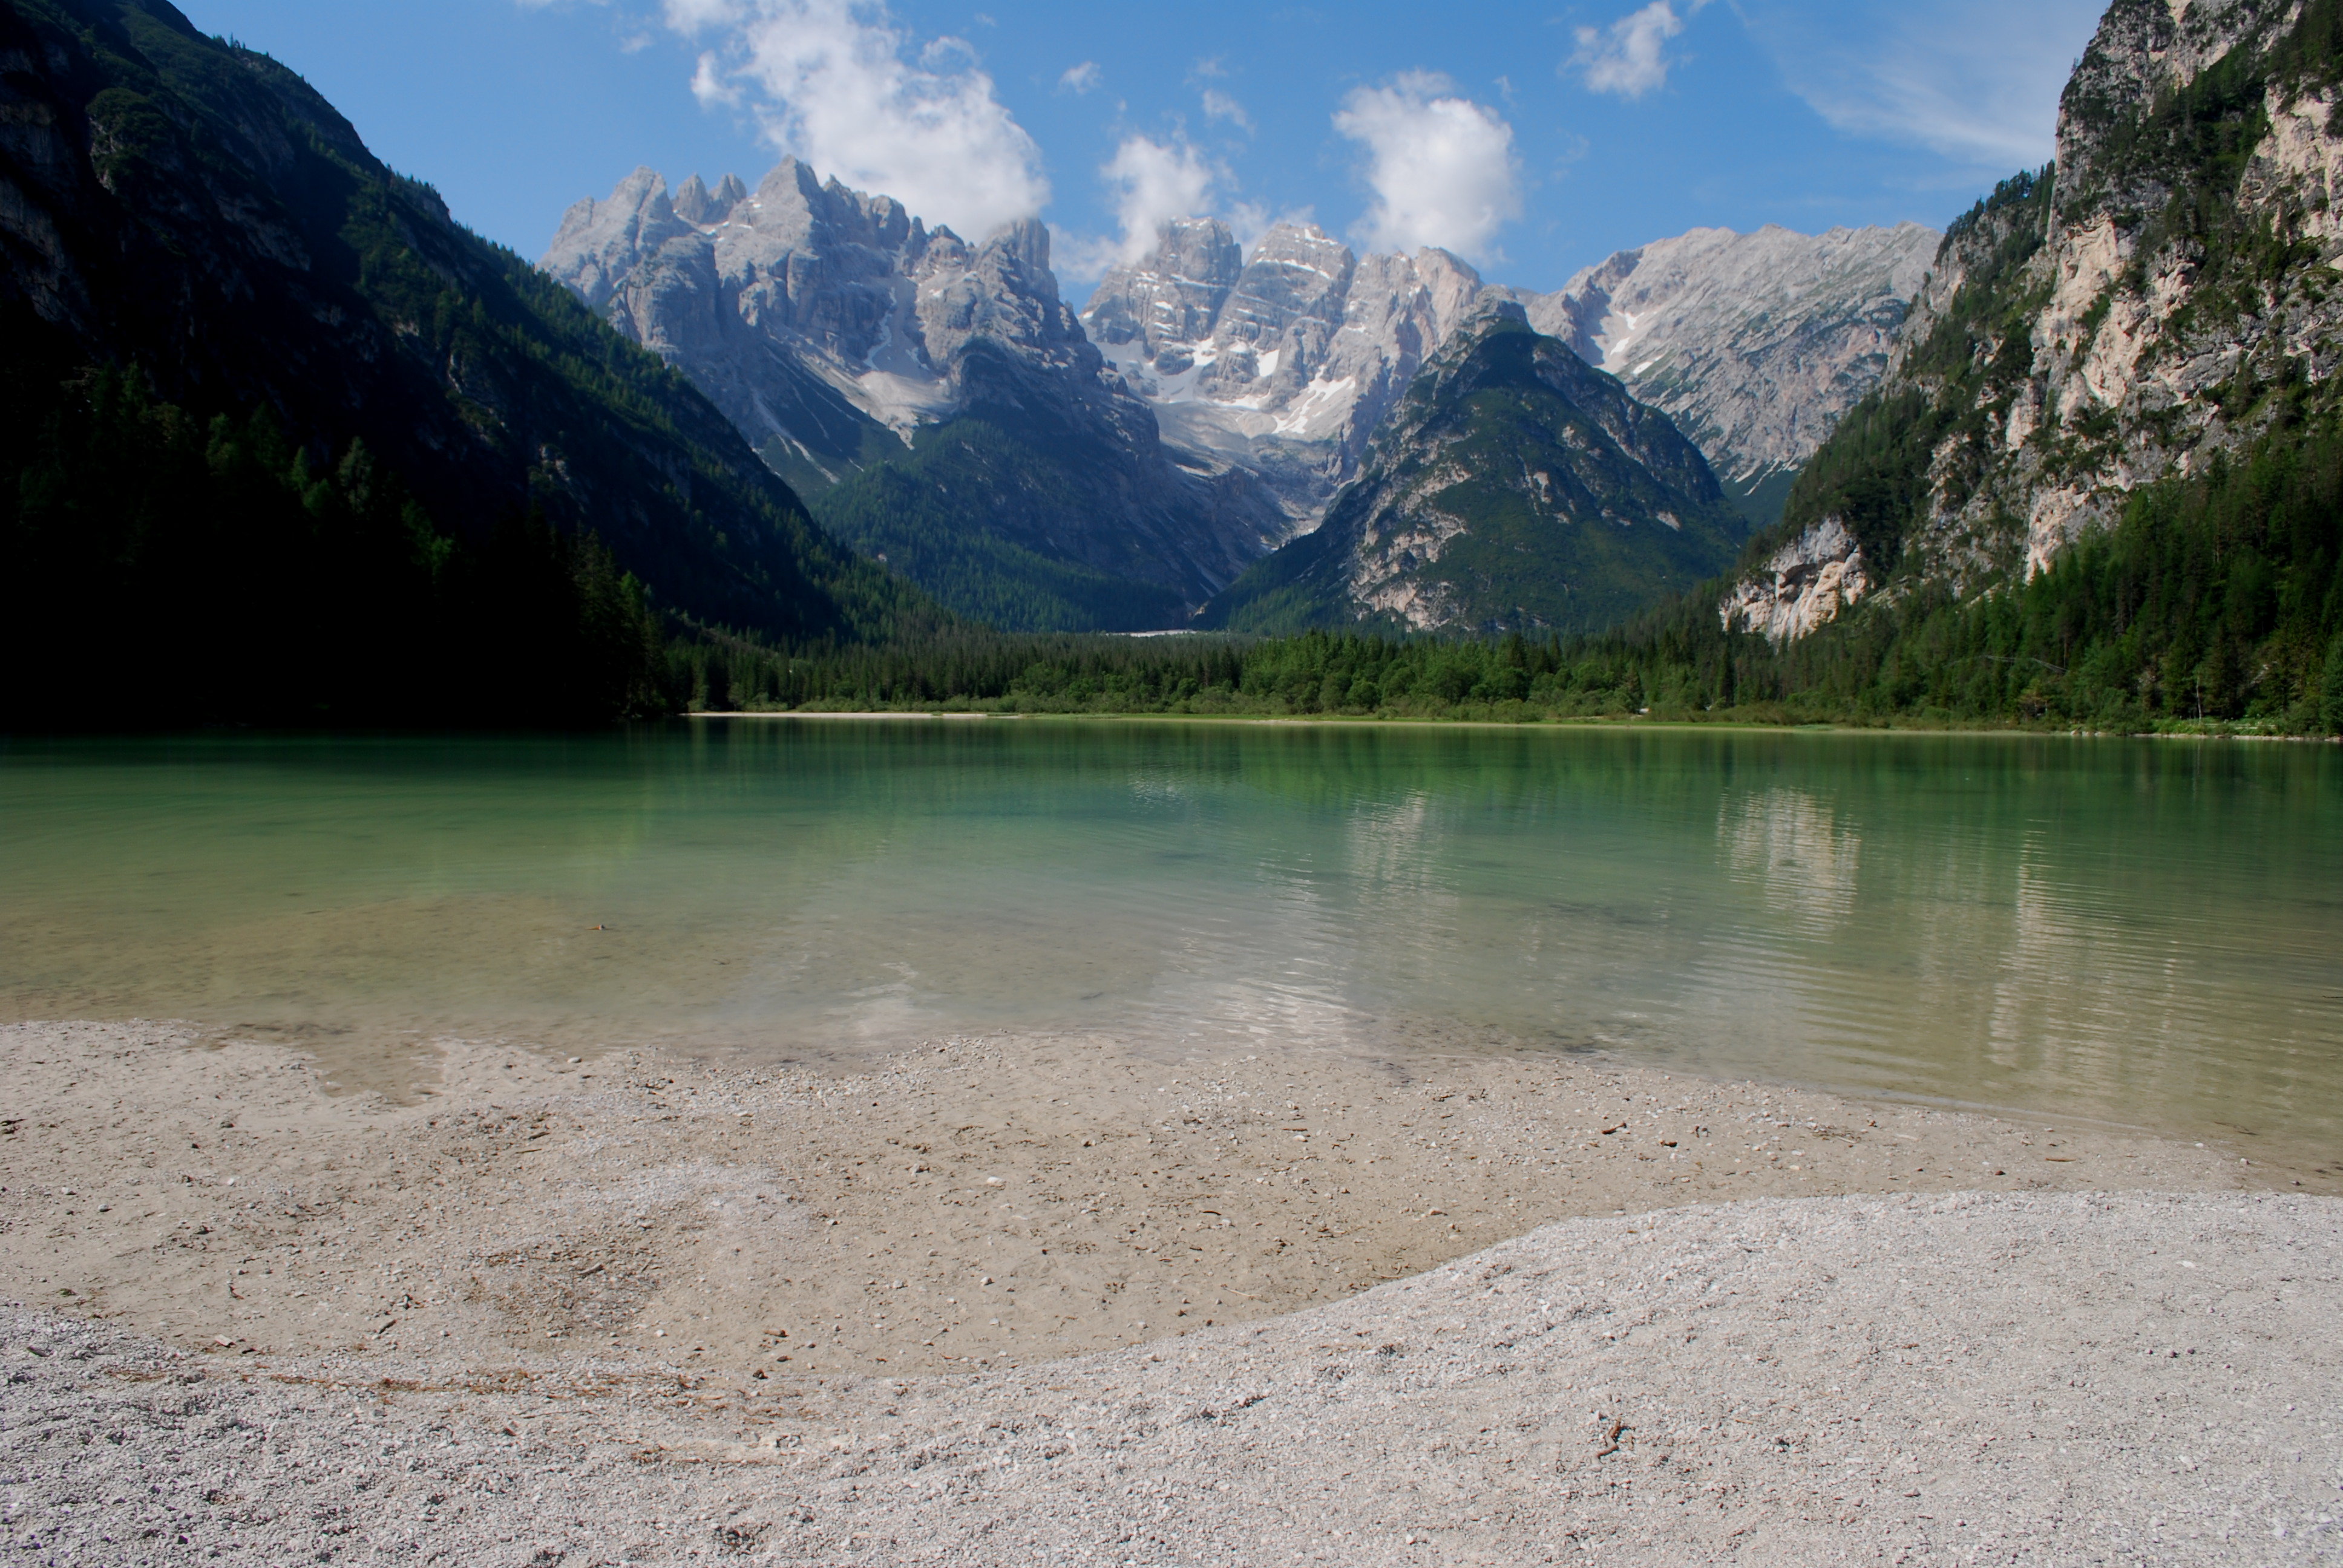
[542, 160, 1293, 627]
[1084, 218, 1243, 359]
[1082, 220, 1488, 532]
[543, 167, 690, 313]
[1505, 221, 1941, 497]
[670, 172, 746, 226]
[1221, 223, 1359, 341]
[544, 157, 1099, 436]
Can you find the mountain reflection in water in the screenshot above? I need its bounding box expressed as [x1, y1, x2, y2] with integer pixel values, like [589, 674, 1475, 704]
[1, 722, 2335, 1158]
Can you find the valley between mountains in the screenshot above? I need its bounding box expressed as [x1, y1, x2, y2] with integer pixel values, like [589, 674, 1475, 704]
[5, 0, 2343, 734]
[544, 161, 1935, 636]
[4, 5, 2343, 1564]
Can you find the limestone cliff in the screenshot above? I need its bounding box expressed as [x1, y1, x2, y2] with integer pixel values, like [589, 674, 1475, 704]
[1732, 0, 2343, 636]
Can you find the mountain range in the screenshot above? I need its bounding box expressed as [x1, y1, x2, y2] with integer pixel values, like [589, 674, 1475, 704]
[1199, 301, 1751, 636]
[549, 165, 1940, 635]
[20, 0, 2306, 734]
[541, 163, 1288, 632]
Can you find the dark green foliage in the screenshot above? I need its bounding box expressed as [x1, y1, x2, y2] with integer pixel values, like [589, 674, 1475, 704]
[810, 418, 1191, 632]
[0, 0, 927, 725]
[1724, 468, 1800, 532]
[675, 403, 2343, 734]
[0, 362, 672, 727]
[2322, 632, 2343, 733]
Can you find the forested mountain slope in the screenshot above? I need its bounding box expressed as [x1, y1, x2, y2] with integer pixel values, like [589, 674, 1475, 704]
[1199, 304, 1748, 637]
[0, 0, 922, 724]
[1706, 0, 2343, 728]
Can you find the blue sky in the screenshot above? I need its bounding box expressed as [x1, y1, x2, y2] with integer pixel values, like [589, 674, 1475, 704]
[177, 0, 2106, 295]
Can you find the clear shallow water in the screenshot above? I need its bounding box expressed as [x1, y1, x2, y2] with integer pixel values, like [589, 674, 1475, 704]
[2, 720, 2338, 1158]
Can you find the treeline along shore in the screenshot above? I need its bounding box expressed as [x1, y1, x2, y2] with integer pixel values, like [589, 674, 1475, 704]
[6, 359, 2341, 734]
[678, 407, 2343, 736]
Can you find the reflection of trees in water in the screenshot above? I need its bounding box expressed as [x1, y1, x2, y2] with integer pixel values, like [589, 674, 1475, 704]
[1719, 788, 1861, 934]
[1978, 835, 2212, 1120]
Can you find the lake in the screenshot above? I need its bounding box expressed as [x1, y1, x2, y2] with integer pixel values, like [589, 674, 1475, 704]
[3, 720, 2337, 1160]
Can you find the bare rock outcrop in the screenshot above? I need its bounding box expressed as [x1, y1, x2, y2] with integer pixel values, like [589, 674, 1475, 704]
[1084, 221, 1484, 534]
[1509, 224, 1941, 495]
[1719, 517, 1871, 641]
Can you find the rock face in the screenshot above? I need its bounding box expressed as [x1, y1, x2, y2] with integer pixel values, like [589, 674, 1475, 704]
[1199, 303, 1748, 636]
[543, 165, 1286, 630]
[1728, 0, 2343, 638]
[1504, 224, 1941, 517]
[1090, 219, 1936, 539]
[1083, 221, 1486, 532]
[1719, 518, 1872, 642]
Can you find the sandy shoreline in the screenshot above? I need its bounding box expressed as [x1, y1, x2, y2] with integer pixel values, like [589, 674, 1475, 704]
[3, 1019, 2336, 1564]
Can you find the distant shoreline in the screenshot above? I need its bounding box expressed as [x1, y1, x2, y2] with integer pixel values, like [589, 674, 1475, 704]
[688, 708, 2343, 742]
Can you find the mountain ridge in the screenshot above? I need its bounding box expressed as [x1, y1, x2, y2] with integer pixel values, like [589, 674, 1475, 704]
[543, 163, 1290, 632]
[0, 0, 926, 723]
[1199, 302, 1748, 636]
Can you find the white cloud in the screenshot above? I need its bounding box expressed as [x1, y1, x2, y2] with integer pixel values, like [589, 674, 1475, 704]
[1101, 136, 1220, 263]
[1201, 88, 1253, 133]
[1571, 1, 1702, 100]
[1058, 60, 1101, 95]
[660, 0, 1048, 240]
[689, 50, 738, 106]
[1332, 73, 1521, 261]
[1738, 0, 2103, 168]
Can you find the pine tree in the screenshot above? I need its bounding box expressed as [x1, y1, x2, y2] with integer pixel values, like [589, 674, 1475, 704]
[2321, 632, 2343, 735]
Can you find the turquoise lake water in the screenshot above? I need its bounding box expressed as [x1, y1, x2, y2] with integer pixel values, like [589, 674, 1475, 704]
[2, 720, 2338, 1159]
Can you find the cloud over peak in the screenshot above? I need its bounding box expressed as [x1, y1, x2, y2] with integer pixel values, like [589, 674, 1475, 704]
[1571, 1, 1702, 100]
[660, 0, 1047, 240]
[1333, 73, 1520, 261]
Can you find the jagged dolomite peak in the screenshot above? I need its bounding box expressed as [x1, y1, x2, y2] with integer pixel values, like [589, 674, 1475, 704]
[1083, 221, 1485, 532]
[1506, 223, 1940, 491]
[1719, 517, 1872, 641]
[542, 160, 1101, 441]
[542, 164, 1294, 616]
[1088, 217, 1933, 535]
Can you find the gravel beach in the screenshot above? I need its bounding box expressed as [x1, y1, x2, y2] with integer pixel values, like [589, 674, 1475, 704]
[2, 1021, 2335, 1564]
